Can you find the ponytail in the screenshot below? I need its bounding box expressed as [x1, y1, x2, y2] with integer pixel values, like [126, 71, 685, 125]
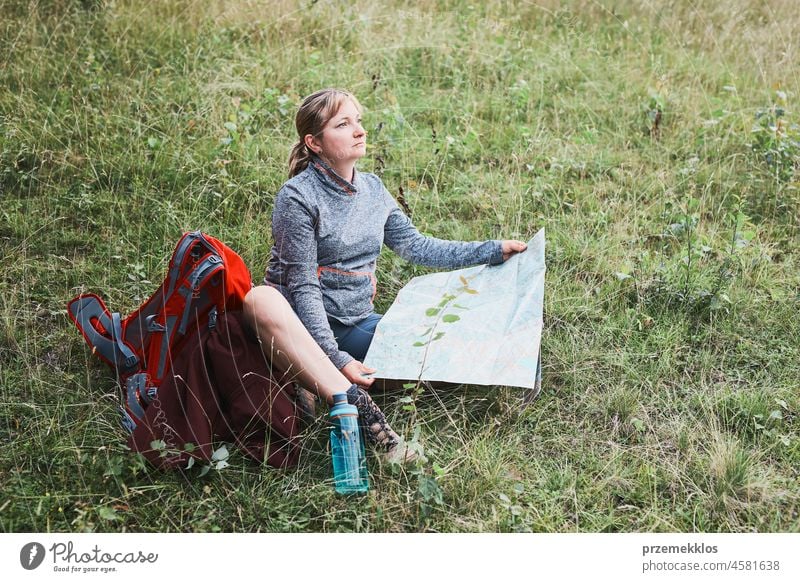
[288, 140, 312, 178]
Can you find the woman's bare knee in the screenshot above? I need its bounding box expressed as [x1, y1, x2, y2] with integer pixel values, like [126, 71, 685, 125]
[243, 286, 292, 335]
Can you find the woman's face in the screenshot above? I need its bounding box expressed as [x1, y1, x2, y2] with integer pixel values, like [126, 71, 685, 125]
[309, 98, 367, 166]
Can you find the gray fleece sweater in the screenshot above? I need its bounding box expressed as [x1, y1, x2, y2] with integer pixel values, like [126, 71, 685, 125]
[264, 155, 503, 369]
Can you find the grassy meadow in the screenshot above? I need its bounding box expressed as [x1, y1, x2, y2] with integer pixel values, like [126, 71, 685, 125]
[1, 0, 799, 532]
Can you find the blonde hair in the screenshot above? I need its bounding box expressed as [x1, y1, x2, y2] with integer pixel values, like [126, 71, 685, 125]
[288, 88, 363, 178]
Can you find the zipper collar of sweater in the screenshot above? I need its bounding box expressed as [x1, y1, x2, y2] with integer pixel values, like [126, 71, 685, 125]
[310, 155, 359, 196]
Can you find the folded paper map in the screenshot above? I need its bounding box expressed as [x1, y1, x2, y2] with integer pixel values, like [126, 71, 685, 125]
[364, 229, 545, 390]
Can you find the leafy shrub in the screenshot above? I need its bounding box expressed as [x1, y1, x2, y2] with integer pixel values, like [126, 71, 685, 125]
[750, 92, 800, 183]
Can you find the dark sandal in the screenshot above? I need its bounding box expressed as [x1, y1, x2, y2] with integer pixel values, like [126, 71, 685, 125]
[346, 385, 417, 463]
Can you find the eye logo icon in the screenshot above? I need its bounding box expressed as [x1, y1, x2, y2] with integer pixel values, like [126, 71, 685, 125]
[20, 542, 46, 570]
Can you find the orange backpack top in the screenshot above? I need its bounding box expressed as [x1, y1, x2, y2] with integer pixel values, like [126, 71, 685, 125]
[68, 231, 253, 432]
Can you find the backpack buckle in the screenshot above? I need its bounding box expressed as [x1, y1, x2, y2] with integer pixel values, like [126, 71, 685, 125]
[145, 314, 166, 332]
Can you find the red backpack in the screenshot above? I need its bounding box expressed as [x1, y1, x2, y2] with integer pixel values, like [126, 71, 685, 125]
[68, 231, 253, 432]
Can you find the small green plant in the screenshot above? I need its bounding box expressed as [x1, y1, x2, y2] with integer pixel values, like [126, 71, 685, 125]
[643, 91, 665, 138]
[496, 482, 527, 531]
[509, 78, 531, 112]
[409, 450, 445, 524]
[750, 91, 800, 183]
[395, 276, 480, 525]
[628, 193, 751, 323]
[413, 274, 476, 348]
[145, 440, 228, 476]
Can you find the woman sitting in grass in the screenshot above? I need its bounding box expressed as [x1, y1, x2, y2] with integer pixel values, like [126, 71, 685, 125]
[244, 88, 527, 463]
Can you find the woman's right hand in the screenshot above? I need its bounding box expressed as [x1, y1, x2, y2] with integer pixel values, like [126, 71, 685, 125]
[341, 360, 376, 388]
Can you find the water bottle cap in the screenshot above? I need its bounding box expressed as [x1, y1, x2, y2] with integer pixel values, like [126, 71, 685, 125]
[330, 392, 358, 419]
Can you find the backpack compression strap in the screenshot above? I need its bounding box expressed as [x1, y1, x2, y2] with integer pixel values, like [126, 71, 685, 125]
[67, 294, 140, 375]
[121, 372, 158, 434]
[177, 254, 223, 334]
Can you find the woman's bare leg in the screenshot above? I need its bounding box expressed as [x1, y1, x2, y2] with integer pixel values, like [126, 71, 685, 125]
[242, 286, 350, 405]
[242, 285, 418, 463]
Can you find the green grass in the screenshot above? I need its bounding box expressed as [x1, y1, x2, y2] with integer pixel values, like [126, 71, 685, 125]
[1, 0, 798, 532]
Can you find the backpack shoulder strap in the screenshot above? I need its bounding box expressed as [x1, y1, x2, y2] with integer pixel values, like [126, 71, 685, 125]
[166, 231, 217, 297]
[177, 254, 224, 334]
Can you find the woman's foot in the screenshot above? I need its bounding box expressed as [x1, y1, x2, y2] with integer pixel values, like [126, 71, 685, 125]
[294, 384, 317, 426]
[346, 385, 417, 464]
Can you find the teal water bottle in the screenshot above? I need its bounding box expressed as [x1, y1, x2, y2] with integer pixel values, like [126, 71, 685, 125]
[329, 393, 369, 494]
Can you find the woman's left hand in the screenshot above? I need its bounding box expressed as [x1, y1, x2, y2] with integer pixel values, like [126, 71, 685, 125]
[501, 240, 528, 262]
[341, 360, 376, 388]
